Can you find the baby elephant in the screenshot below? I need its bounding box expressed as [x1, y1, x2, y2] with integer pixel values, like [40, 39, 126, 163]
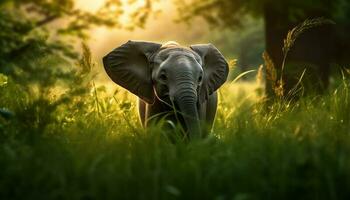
[103, 41, 228, 139]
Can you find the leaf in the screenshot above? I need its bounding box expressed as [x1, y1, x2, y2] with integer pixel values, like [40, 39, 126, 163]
[0, 73, 8, 87]
[164, 185, 181, 196]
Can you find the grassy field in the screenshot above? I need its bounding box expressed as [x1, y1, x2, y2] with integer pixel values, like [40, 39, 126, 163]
[1, 68, 349, 200]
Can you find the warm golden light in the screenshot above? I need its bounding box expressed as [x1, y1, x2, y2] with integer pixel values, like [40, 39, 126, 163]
[75, 0, 106, 12]
[75, 0, 145, 14]
[75, 0, 150, 25]
[109, 4, 118, 12]
[73, 0, 212, 69]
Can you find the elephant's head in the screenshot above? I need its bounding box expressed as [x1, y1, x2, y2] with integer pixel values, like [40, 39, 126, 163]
[103, 40, 229, 138]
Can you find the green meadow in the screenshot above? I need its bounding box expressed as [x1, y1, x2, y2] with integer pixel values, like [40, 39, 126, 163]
[1, 58, 349, 199]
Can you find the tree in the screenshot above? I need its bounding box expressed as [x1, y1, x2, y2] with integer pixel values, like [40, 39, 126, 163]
[0, 0, 157, 88]
[175, 0, 349, 98]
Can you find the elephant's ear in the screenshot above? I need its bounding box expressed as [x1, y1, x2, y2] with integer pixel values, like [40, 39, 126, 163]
[190, 44, 229, 103]
[103, 40, 161, 104]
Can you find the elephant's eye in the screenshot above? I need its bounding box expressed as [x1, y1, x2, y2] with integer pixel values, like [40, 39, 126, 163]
[198, 75, 203, 83]
[159, 74, 168, 82]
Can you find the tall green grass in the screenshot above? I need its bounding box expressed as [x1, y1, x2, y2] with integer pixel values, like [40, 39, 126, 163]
[1, 63, 349, 199]
[1, 31, 350, 198]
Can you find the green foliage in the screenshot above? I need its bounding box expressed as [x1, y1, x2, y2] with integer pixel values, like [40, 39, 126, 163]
[176, 0, 341, 28]
[0, 74, 8, 87]
[176, 0, 264, 28]
[0, 0, 159, 88]
[0, 49, 350, 198]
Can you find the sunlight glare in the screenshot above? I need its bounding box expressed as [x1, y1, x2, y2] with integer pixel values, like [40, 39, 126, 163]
[75, 0, 106, 12]
[75, 0, 149, 26]
[109, 4, 118, 12]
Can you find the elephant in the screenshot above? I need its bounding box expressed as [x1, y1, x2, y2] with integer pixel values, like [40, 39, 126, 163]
[103, 40, 229, 139]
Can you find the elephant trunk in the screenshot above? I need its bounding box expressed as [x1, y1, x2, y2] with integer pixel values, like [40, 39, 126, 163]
[174, 86, 202, 139]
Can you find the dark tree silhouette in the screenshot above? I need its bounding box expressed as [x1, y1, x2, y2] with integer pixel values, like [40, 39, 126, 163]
[175, 0, 350, 98]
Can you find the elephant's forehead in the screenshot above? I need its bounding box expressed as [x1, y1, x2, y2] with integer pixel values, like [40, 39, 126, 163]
[156, 48, 199, 61]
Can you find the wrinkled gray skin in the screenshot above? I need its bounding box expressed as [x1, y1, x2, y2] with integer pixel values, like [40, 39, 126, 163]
[103, 41, 228, 139]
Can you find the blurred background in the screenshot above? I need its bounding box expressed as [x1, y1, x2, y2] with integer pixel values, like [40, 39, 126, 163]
[76, 0, 265, 68]
[0, 0, 349, 98]
[2, 2, 350, 198]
